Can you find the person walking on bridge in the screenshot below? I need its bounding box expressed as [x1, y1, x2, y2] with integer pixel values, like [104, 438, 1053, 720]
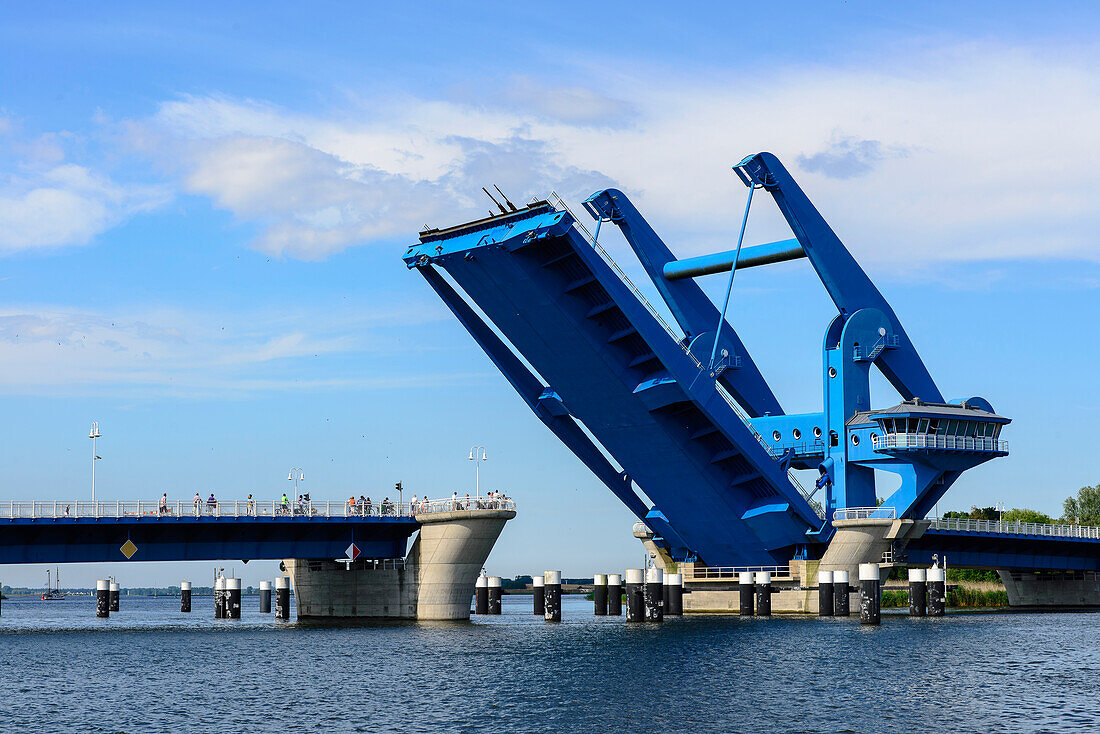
[247, 493, 255, 516]
[193, 492, 201, 517]
[280, 492, 289, 515]
[159, 492, 168, 515]
[207, 493, 217, 515]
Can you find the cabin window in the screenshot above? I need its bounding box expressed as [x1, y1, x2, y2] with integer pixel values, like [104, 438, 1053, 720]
[830, 431, 839, 447]
[918, 418, 930, 434]
[928, 419, 941, 434]
[947, 419, 959, 436]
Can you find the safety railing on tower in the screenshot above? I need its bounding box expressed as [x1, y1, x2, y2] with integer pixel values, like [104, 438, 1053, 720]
[679, 564, 793, 582]
[872, 433, 1009, 453]
[0, 497, 516, 520]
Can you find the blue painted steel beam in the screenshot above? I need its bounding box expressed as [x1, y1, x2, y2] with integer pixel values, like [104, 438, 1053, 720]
[735, 153, 944, 403]
[907, 529, 1100, 571]
[662, 238, 805, 281]
[0, 516, 416, 564]
[582, 189, 783, 418]
[417, 264, 656, 526]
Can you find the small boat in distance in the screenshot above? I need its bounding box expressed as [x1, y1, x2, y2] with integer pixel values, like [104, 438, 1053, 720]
[41, 568, 65, 600]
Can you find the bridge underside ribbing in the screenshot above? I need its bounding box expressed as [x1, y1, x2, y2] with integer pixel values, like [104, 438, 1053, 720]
[0, 517, 416, 563]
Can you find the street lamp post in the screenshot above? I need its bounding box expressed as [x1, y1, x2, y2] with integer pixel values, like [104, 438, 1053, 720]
[89, 422, 102, 504]
[288, 468, 304, 496]
[468, 446, 487, 501]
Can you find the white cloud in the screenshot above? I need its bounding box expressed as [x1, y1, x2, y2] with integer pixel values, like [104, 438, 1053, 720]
[118, 41, 1100, 267]
[0, 302, 460, 396]
[0, 161, 168, 254]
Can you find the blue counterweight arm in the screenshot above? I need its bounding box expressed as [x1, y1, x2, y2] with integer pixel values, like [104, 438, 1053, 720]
[582, 189, 784, 417]
[734, 153, 944, 403]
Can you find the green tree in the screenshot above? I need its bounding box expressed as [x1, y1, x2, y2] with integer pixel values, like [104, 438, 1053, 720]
[968, 506, 999, 522]
[1063, 484, 1100, 525]
[1002, 508, 1054, 524]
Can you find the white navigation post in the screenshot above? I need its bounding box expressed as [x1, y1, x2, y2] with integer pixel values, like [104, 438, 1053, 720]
[89, 422, 101, 503]
[468, 446, 487, 501]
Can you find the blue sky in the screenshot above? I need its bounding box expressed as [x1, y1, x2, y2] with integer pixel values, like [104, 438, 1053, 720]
[1, 2, 1099, 587]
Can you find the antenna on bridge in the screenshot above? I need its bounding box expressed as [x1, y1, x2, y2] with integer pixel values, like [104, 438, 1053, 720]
[482, 187, 509, 216]
[493, 185, 519, 212]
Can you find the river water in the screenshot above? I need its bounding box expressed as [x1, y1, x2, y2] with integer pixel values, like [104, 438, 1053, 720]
[1, 594, 1097, 733]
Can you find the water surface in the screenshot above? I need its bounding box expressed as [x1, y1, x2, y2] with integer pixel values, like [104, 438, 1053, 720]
[0, 595, 1095, 733]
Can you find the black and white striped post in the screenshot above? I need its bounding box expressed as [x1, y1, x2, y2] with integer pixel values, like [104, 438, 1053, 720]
[833, 570, 850, 616]
[488, 576, 502, 615]
[109, 581, 120, 612]
[908, 568, 927, 617]
[214, 577, 225, 619]
[96, 579, 110, 618]
[927, 566, 946, 616]
[259, 580, 271, 613]
[532, 575, 544, 616]
[180, 581, 192, 613]
[274, 576, 290, 620]
[859, 563, 881, 625]
[644, 567, 664, 622]
[665, 572, 683, 616]
[543, 570, 562, 622]
[593, 574, 608, 615]
[475, 574, 489, 615]
[817, 570, 834, 617]
[625, 569, 644, 622]
[739, 571, 754, 616]
[755, 571, 772, 617]
[226, 578, 242, 619]
[607, 574, 623, 616]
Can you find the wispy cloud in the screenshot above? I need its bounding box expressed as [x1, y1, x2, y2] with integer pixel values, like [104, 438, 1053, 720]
[0, 302, 464, 396]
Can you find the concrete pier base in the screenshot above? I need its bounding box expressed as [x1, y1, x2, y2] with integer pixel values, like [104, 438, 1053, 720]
[999, 570, 1100, 607]
[817, 518, 929, 582]
[285, 508, 514, 621]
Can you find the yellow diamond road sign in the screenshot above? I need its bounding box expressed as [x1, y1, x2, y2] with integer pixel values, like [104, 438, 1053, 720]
[120, 540, 138, 559]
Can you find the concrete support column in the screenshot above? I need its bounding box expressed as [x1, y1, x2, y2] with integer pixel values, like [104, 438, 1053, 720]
[226, 578, 242, 619]
[859, 563, 881, 625]
[475, 574, 489, 615]
[738, 571, 754, 616]
[488, 576, 502, 615]
[755, 571, 772, 617]
[625, 569, 644, 622]
[607, 574, 623, 616]
[665, 573, 683, 616]
[259, 580, 271, 613]
[908, 568, 927, 617]
[593, 574, 608, 615]
[833, 570, 850, 616]
[543, 570, 561, 622]
[817, 570, 834, 617]
[180, 581, 192, 613]
[109, 581, 120, 612]
[274, 576, 290, 620]
[532, 575, 544, 616]
[96, 579, 110, 618]
[927, 566, 946, 616]
[644, 567, 663, 622]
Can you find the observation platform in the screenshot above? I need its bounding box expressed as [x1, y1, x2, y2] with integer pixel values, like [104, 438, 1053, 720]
[0, 497, 516, 564]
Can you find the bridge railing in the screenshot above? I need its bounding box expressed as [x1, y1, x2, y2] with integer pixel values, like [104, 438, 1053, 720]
[872, 433, 1009, 453]
[680, 564, 793, 582]
[833, 507, 897, 521]
[928, 516, 1100, 540]
[0, 497, 516, 520]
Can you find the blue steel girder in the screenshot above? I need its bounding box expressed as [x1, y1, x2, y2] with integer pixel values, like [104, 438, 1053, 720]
[582, 189, 784, 418]
[734, 152, 944, 404]
[406, 205, 823, 565]
[906, 530, 1100, 572]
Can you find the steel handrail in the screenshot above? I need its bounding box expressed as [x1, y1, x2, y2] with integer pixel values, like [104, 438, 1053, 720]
[928, 516, 1100, 540]
[0, 497, 516, 520]
[833, 507, 897, 521]
[872, 433, 1009, 453]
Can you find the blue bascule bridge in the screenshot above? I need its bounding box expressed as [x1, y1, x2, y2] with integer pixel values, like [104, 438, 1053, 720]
[404, 152, 1100, 600]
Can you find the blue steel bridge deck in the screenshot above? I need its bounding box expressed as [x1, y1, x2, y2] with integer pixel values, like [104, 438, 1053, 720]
[405, 204, 822, 566]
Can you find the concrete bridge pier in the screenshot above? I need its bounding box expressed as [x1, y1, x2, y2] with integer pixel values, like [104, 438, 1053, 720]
[285, 507, 514, 621]
[817, 517, 930, 581]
